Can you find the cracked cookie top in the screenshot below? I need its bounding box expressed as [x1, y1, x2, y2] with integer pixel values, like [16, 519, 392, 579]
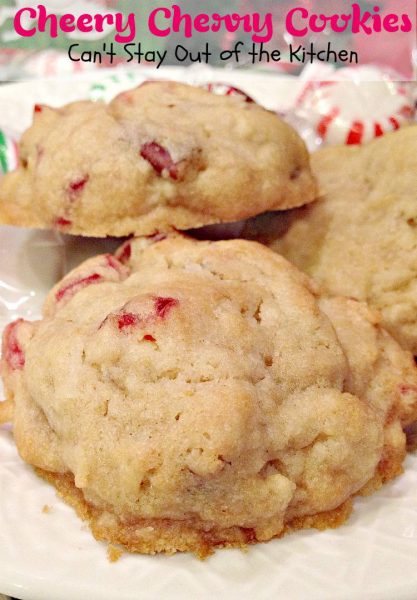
[2, 235, 417, 555]
[0, 81, 316, 237]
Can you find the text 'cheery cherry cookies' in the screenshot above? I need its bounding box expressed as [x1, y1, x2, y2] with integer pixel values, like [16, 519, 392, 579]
[0, 81, 316, 237]
[2, 235, 417, 557]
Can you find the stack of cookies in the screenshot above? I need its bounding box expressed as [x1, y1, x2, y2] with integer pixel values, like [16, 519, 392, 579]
[1, 81, 416, 558]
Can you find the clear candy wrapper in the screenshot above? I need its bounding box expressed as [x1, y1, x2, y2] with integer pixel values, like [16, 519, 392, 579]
[0, 227, 65, 332]
[0, 225, 120, 333]
[289, 64, 416, 149]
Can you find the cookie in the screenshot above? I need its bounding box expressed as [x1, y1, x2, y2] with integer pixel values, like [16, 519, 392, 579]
[0, 82, 316, 237]
[2, 234, 416, 557]
[245, 126, 417, 354]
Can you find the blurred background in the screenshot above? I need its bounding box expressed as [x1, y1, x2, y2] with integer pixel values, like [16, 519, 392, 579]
[0, 0, 415, 81]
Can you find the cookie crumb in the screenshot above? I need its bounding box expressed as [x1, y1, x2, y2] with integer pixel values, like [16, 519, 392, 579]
[107, 544, 123, 563]
[42, 504, 51, 514]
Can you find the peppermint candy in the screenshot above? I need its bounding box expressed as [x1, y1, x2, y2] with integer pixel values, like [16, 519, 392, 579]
[202, 82, 254, 103]
[296, 80, 415, 146]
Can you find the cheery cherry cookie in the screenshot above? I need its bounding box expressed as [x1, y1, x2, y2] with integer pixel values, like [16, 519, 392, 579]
[0, 81, 316, 237]
[244, 126, 417, 354]
[2, 235, 417, 557]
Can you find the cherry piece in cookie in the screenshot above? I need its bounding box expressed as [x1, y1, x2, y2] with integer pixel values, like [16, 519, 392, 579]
[68, 175, 89, 199]
[56, 273, 103, 302]
[115, 234, 170, 265]
[105, 254, 127, 274]
[115, 241, 132, 265]
[143, 334, 156, 342]
[111, 296, 178, 334]
[117, 313, 139, 330]
[53, 255, 128, 312]
[54, 216, 72, 228]
[154, 296, 179, 319]
[140, 142, 178, 180]
[3, 319, 25, 371]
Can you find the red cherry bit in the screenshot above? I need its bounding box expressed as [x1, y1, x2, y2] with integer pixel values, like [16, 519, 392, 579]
[117, 313, 139, 330]
[55, 273, 102, 302]
[143, 334, 156, 342]
[140, 142, 178, 180]
[3, 319, 25, 370]
[154, 296, 179, 319]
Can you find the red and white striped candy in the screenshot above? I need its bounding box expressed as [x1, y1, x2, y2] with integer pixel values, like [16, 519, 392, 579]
[0, 130, 18, 175]
[296, 81, 415, 146]
[202, 82, 254, 103]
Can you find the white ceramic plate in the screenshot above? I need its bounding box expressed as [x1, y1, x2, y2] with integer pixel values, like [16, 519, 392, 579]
[1, 67, 417, 600]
